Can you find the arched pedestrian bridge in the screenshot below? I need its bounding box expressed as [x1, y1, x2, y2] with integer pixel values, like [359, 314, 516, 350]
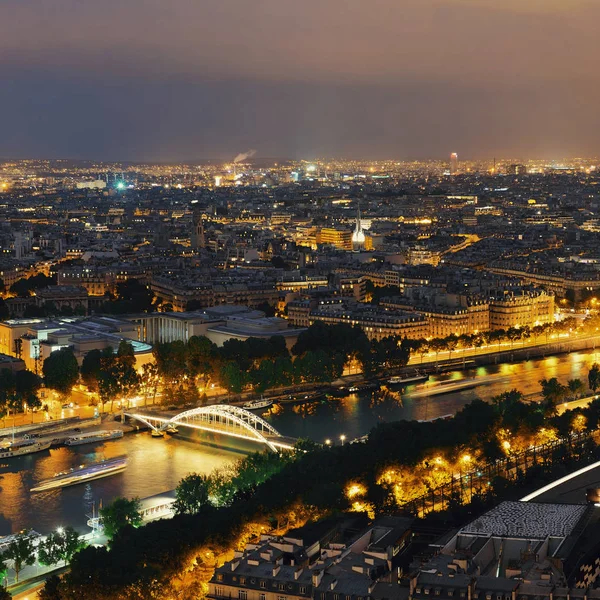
[125, 405, 297, 452]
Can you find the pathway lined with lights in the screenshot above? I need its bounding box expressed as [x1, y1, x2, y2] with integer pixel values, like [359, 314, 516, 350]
[521, 460, 600, 503]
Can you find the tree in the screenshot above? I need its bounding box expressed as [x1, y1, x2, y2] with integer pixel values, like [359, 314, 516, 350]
[589, 363, 600, 393]
[174, 473, 211, 515]
[43, 347, 79, 396]
[186, 336, 217, 388]
[104, 279, 155, 314]
[506, 327, 522, 348]
[256, 301, 276, 317]
[0, 554, 7, 589]
[429, 338, 446, 362]
[539, 378, 568, 414]
[567, 378, 585, 399]
[141, 362, 160, 406]
[9, 274, 54, 298]
[98, 343, 140, 411]
[444, 334, 458, 360]
[114, 341, 140, 408]
[3, 532, 36, 583]
[80, 349, 105, 392]
[14, 369, 42, 414]
[37, 533, 63, 567]
[100, 497, 143, 540]
[0, 368, 17, 419]
[0, 588, 10, 600]
[38, 527, 86, 567]
[61, 526, 86, 563]
[39, 574, 63, 600]
[220, 361, 247, 393]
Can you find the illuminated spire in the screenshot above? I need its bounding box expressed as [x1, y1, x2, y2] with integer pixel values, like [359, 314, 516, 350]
[352, 202, 365, 248]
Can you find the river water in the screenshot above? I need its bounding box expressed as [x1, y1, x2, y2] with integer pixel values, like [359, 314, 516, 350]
[1, 348, 599, 536]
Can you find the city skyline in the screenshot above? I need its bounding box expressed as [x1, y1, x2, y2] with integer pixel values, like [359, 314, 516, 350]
[1, 0, 599, 161]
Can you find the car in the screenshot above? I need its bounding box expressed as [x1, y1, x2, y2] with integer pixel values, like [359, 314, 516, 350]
[61, 403, 73, 409]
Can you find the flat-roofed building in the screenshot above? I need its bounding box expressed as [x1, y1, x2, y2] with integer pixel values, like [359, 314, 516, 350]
[409, 501, 600, 598]
[129, 305, 306, 350]
[1, 316, 153, 372]
[316, 228, 353, 251]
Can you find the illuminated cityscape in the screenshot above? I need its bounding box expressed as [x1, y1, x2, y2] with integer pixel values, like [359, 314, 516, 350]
[2, 0, 600, 599]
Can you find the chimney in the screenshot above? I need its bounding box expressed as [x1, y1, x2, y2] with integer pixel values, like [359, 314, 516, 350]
[231, 561, 240, 572]
[330, 580, 338, 590]
[273, 566, 281, 577]
[294, 568, 304, 580]
[312, 571, 324, 587]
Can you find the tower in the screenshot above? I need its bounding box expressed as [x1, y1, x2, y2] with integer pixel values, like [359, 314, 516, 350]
[450, 152, 459, 175]
[191, 209, 205, 250]
[351, 203, 366, 250]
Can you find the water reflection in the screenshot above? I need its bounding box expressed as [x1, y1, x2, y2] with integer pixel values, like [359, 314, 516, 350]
[3, 346, 600, 536]
[0, 431, 244, 536]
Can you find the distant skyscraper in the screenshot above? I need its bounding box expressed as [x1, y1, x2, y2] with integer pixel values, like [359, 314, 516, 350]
[450, 153, 459, 175]
[507, 164, 528, 175]
[191, 209, 205, 250]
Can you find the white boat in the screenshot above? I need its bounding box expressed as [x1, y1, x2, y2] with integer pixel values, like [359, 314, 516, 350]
[64, 430, 124, 446]
[0, 439, 52, 459]
[151, 429, 164, 438]
[30, 456, 127, 493]
[0, 531, 41, 552]
[405, 378, 499, 399]
[387, 373, 429, 389]
[243, 397, 274, 411]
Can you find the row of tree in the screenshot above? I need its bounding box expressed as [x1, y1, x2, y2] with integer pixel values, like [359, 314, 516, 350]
[150, 321, 412, 400]
[0, 368, 43, 420]
[407, 317, 581, 363]
[1, 527, 84, 586]
[536, 363, 600, 412]
[31, 319, 600, 413]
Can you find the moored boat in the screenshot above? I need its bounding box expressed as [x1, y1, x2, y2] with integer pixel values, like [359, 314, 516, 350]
[64, 430, 123, 446]
[30, 456, 127, 493]
[243, 397, 274, 411]
[279, 392, 325, 404]
[387, 373, 429, 390]
[0, 439, 52, 459]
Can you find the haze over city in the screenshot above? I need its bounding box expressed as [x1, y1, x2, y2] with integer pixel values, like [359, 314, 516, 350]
[1, 0, 600, 161]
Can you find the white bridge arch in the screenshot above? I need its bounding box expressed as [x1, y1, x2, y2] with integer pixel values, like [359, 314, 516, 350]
[125, 405, 294, 452]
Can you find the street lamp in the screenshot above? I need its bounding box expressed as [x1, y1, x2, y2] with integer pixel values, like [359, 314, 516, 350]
[325, 439, 331, 447]
[340, 434, 346, 445]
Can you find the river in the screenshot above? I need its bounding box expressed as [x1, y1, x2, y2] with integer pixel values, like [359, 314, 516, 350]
[1, 348, 599, 536]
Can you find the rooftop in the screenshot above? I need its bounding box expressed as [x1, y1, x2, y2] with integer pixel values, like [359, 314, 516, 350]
[460, 501, 588, 539]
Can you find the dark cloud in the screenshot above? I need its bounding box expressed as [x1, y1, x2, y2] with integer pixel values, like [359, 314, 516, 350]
[0, 0, 598, 160]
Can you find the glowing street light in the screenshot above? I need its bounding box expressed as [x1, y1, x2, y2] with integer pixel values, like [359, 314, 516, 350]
[340, 434, 346, 445]
[324, 439, 331, 446]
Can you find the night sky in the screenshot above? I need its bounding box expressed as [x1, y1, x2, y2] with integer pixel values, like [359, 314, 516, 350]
[1, 0, 598, 161]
